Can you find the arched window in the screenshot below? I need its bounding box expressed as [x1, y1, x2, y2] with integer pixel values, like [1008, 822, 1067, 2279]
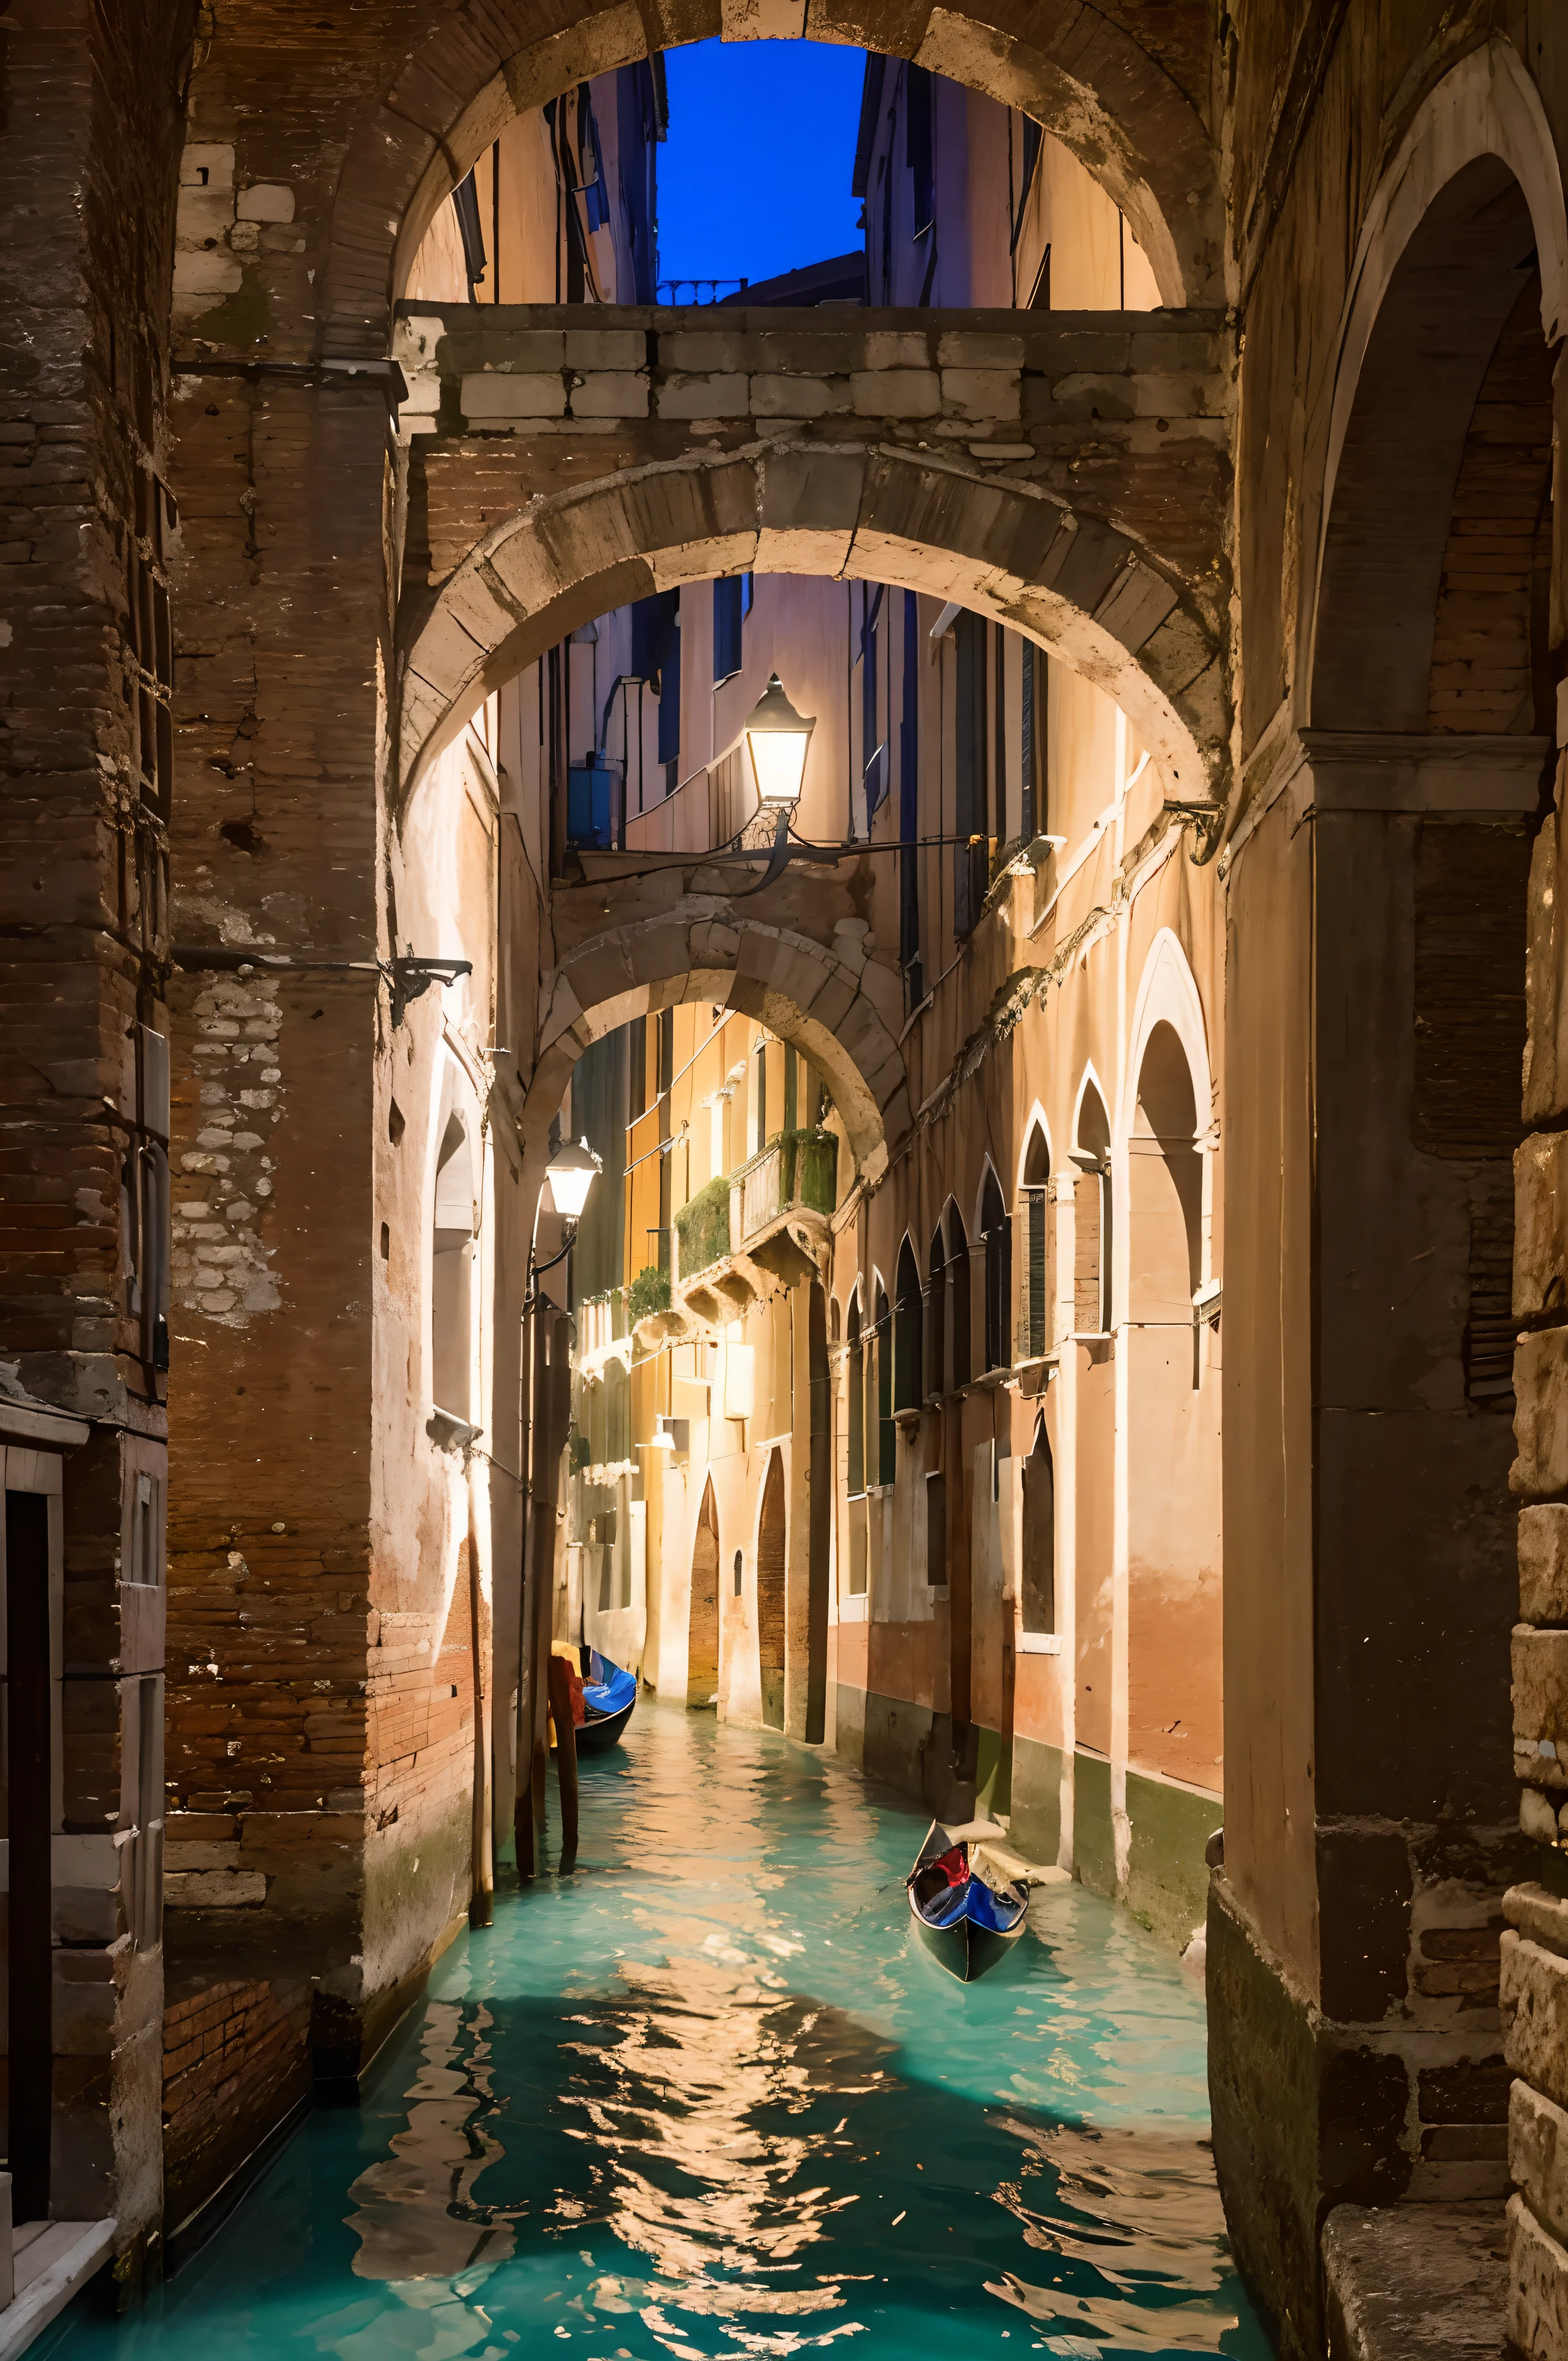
[874, 1281, 895, 1483]
[1020, 1413, 1056, 1635]
[981, 1167, 1010, 1373]
[847, 1294, 865, 1498]
[1073, 1082, 1112, 1335]
[1129, 1021, 1202, 1325]
[926, 1224, 947, 1400]
[894, 1237, 923, 1410]
[432, 1112, 474, 1417]
[1019, 1122, 1051, 1359]
[944, 1204, 971, 1391]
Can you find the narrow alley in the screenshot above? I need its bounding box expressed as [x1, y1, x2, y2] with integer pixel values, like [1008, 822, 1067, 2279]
[47, 1709, 1266, 2361]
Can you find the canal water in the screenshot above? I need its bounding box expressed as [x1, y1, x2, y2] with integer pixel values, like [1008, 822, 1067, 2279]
[50, 1704, 1270, 2361]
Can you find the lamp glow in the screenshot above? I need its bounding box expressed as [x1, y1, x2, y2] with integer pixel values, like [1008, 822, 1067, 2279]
[545, 1136, 601, 1220]
[745, 673, 816, 808]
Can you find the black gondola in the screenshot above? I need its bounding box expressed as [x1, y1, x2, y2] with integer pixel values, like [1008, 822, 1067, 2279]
[907, 1820, 1029, 1981]
[575, 1650, 638, 1753]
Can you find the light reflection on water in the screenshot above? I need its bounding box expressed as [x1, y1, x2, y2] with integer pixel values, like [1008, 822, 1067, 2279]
[49, 1705, 1270, 2361]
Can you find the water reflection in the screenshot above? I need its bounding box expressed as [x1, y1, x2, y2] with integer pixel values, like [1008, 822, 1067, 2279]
[51, 1706, 1268, 2361]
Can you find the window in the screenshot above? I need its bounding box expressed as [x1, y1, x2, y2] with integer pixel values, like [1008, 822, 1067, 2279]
[1021, 641, 1047, 842]
[1020, 1415, 1056, 1633]
[632, 590, 680, 786]
[741, 572, 755, 620]
[894, 1236, 922, 1410]
[713, 577, 742, 684]
[900, 591, 922, 1000]
[1073, 1081, 1113, 1334]
[954, 611, 988, 936]
[1019, 1123, 1050, 1359]
[926, 1224, 947, 1400]
[875, 1283, 895, 1483]
[981, 1168, 1011, 1372]
[432, 1113, 474, 1416]
[847, 1296, 865, 1498]
[1129, 1022, 1202, 1327]
[944, 1204, 971, 1390]
[861, 583, 886, 827]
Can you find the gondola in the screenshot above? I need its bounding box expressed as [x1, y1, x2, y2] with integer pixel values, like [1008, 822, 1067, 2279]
[575, 1650, 638, 1753]
[907, 1820, 1029, 1982]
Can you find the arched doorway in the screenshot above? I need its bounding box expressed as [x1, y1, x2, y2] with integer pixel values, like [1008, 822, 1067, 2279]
[756, 1449, 786, 1732]
[1214, 62, 1563, 2342]
[688, 1480, 719, 1710]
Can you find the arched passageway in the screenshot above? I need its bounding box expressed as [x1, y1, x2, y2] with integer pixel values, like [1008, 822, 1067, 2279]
[1212, 39, 1567, 2337]
[756, 1447, 787, 1730]
[688, 1478, 720, 1708]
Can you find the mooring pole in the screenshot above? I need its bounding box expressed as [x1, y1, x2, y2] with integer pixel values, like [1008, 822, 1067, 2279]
[546, 1649, 580, 1873]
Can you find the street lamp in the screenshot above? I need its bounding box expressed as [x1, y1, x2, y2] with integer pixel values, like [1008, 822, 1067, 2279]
[545, 1136, 601, 1223]
[745, 672, 816, 809]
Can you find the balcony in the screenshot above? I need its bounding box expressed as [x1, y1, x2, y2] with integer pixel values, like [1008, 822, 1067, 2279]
[667, 1129, 838, 1333]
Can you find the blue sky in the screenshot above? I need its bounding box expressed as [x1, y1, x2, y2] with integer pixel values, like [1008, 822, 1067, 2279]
[657, 40, 868, 289]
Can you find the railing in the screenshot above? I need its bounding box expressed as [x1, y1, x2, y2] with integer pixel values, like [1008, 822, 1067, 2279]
[673, 1130, 839, 1286]
[736, 1129, 838, 1245]
[657, 277, 748, 304]
[576, 1289, 628, 1356]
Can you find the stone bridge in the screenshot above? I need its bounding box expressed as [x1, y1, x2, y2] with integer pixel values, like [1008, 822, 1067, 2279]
[393, 302, 1232, 807]
[521, 844, 913, 1189]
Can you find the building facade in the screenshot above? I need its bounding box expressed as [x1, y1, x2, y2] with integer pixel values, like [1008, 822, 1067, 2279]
[7, 7, 1568, 2356]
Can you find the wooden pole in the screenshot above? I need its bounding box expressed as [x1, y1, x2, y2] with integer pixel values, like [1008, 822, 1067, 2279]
[546, 1649, 580, 1873]
[468, 1504, 493, 1926]
[517, 1308, 571, 1872]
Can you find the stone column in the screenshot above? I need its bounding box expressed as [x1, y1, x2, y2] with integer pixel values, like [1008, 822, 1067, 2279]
[1502, 741, 1568, 2343]
[1211, 731, 1539, 2353]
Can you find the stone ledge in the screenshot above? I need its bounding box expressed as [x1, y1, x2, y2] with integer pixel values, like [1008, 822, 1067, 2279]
[1321, 2201, 1506, 2361]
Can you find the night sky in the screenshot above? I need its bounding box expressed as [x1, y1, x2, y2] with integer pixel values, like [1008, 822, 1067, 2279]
[657, 39, 869, 291]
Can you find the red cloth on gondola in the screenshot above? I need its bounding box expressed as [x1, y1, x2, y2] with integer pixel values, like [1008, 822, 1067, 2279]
[931, 1846, 968, 1887]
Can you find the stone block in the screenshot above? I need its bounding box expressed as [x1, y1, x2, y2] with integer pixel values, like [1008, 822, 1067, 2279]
[180, 141, 235, 190]
[1506, 1883, 1568, 1959]
[1509, 2191, 1568, 2355]
[562, 329, 647, 370]
[851, 369, 940, 417]
[1502, 1931, 1568, 2113]
[1521, 1506, 1568, 1625]
[1522, 1787, 1561, 1843]
[461, 372, 565, 420]
[571, 372, 649, 418]
[172, 250, 243, 302]
[655, 373, 749, 419]
[1513, 2080, 1568, 2250]
[1517, 1133, 1568, 1322]
[164, 1868, 267, 1907]
[1516, 1627, 1568, 1787]
[936, 329, 1023, 368]
[1513, 1330, 1568, 1501]
[751, 374, 850, 417]
[861, 332, 932, 369]
[658, 331, 753, 374]
[236, 183, 294, 222]
[940, 368, 1020, 422]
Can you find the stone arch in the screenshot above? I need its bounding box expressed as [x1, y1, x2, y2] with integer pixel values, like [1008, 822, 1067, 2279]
[1118, 930, 1210, 1326]
[398, 444, 1225, 813]
[515, 910, 911, 1208]
[1306, 36, 1568, 725]
[307, 5, 1222, 357]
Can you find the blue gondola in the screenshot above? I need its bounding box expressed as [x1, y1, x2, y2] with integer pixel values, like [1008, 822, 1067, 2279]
[576, 1650, 638, 1753]
[907, 1820, 1029, 1982]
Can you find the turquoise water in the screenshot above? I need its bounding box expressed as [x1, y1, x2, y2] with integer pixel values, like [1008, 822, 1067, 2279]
[52, 1705, 1270, 2361]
